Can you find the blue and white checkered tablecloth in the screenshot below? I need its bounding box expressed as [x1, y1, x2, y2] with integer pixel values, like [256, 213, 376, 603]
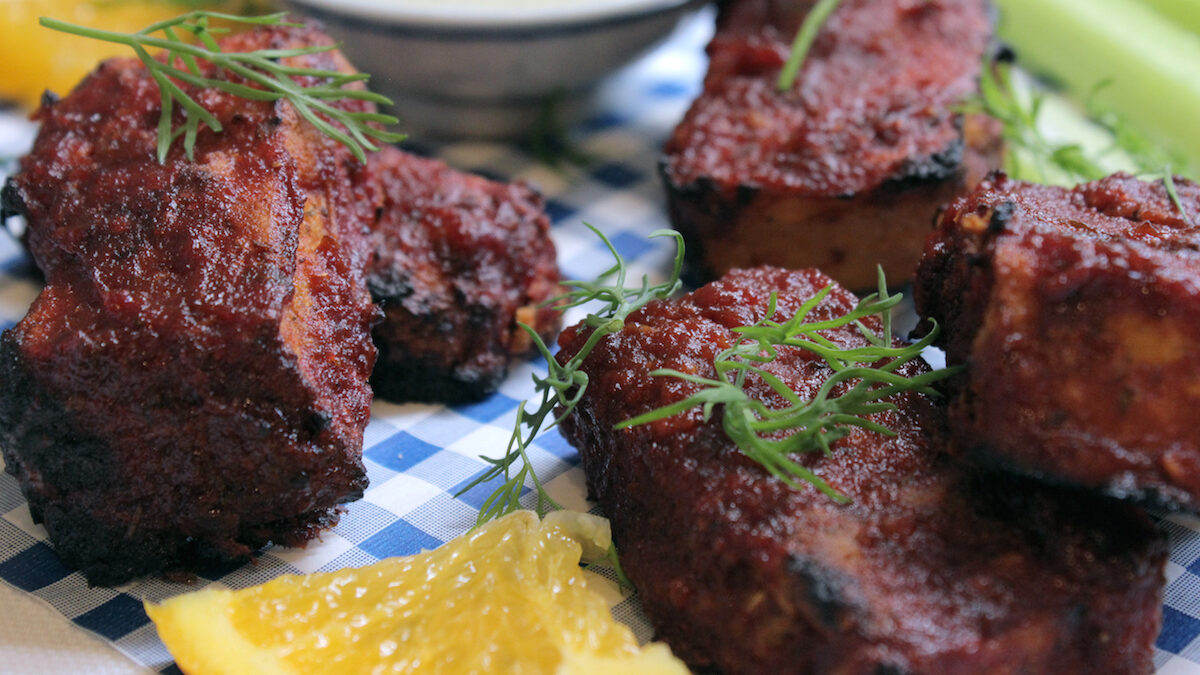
[1, 11, 1198, 674]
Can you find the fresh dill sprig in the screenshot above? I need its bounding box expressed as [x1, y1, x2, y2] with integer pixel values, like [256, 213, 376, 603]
[462, 226, 686, 526]
[965, 61, 1193, 223]
[598, 541, 633, 591]
[776, 0, 842, 92]
[617, 268, 952, 502]
[1086, 84, 1194, 225]
[466, 232, 952, 517]
[967, 63, 1104, 184]
[39, 11, 405, 163]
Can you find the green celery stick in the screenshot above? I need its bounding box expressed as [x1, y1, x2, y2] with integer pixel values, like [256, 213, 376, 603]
[994, 0, 1200, 172]
[1142, 0, 1200, 37]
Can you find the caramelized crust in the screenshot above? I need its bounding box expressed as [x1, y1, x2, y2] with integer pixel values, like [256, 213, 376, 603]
[361, 148, 560, 403]
[661, 0, 1001, 289]
[558, 266, 1165, 674]
[915, 172, 1200, 512]
[0, 22, 564, 581]
[0, 24, 378, 584]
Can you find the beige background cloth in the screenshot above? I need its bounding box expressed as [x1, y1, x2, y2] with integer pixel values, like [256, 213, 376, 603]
[0, 583, 148, 675]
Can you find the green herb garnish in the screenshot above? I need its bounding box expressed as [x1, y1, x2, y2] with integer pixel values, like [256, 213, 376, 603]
[1087, 85, 1194, 225]
[777, 0, 842, 92]
[965, 61, 1193, 223]
[462, 226, 685, 525]
[617, 268, 951, 502]
[991, 0, 1200, 181]
[466, 229, 952, 520]
[967, 63, 1100, 184]
[40, 11, 404, 163]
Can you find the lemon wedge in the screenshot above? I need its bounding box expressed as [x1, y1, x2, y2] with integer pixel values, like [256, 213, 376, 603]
[146, 510, 688, 674]
[0, 1, 271, 109]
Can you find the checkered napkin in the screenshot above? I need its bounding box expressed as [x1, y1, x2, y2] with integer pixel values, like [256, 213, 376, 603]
[1, 12, 1199, 674]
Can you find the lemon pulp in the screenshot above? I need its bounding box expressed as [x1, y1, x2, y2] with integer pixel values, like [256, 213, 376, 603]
[146, 510, 688, 674]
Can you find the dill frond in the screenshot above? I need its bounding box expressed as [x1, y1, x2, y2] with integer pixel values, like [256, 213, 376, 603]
[40, 11, 404, 163]
[462, 227, 685, 525]
[776, 0, 842, 92]
[617, 268, 952, 502]
[964, 61, 1193, 223]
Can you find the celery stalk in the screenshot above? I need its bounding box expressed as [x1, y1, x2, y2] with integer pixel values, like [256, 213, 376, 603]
[994, 0, 1200, 172]
[1142, 0, 1200, 37]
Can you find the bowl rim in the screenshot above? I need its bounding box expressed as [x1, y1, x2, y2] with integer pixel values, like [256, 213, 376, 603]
[285, 0, 700, 28]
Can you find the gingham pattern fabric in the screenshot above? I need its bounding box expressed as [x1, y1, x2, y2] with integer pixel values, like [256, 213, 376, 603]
[1, 12, 1198, 673]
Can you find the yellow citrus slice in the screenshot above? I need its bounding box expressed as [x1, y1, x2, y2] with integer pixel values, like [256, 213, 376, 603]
[146, 510, 689, 675]
[0, 1, 272, 109]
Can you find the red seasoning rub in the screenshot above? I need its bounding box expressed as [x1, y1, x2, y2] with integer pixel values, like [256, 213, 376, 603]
[0, 24, 378, 584]
[915, 172, 1200, 512]
[557, 266, 1165, 674]
[361, 147, 560, 403]
[661, 0, 1001, 289]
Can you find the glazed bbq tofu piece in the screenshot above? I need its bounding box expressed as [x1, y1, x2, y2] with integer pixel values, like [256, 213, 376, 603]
[915, 172, 1200, 512]
[661, 0, 1001, 289]
[557, 266, 1166, 674]
[361, 147, 561, 403]
[0, 24, 379, 584]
